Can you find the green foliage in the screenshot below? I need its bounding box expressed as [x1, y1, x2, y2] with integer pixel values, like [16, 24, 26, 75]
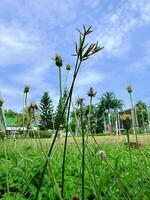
[95, 92, 123, 133]
[54, 89, 68, 130]
[0, 138, 150, 199]
[29, 130, 52, 138]
[136, 100, 148, 128]
[38, 92, 54, 130]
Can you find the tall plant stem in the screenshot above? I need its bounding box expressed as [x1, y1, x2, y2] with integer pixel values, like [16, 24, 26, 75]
[88, 96, 92, 135]
[61, 97, 72, 197]
[64, 70, 69, 90]
[80, 103, 85, 200]
[25, 93, 29, 138]
[129, 93, 138, 143]
[127, 129, 133, 171]
[22, 93, 25, 135]
[0, 107, 7, 136]
[59, 67, 63, 105]
[61, 59, 81, 197]
[35, 58, 81, 200]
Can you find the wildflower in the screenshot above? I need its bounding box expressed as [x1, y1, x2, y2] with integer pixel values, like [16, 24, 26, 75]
[66, 64, 71, 71]
[126, 85, 132, 93]
[54, 54, 63, 67]
[24, 85, 30, 94]
[97, 150, 106, 160]
[28, 102, 38, 112]
[0, 99, 4, 107]
[87, 87, 97, 97]
[76, 98, 84, 107]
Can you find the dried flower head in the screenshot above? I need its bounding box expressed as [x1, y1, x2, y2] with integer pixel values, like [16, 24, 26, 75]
[0, 99, 4, 107]
[28, 102, 38, 112]
[97, 150, 106, 160]
[126, 85, 132, 93]
[87, 87, 97, 97]
[54, 54, 63, 67]
[76, 98, 84, 107]
[24, 85, 30, 94]
[66, 64, 71, 71]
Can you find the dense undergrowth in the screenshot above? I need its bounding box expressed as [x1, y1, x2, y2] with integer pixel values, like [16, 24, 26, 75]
[0, 136, 150, 200]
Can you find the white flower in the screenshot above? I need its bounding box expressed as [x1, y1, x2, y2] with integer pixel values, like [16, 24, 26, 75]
[97, 150, 106, 160]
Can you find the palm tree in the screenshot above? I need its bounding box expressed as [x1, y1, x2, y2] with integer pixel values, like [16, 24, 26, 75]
[113, 99, 123, 135]
[101, 92, 116, 134]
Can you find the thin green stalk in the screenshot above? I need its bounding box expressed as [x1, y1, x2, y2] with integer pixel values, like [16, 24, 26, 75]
[64, 70, 69, 90]
[126, 129, 133, 171]
[22, 93, 25, 135]
[80, 103, 85, 200]
[59, 67, 63, 107]
[61, 97, 72, 197]
[35, 59, 81, 200]
[105, 159, 130, 200]
[61, 58, 81, 197]
[88, 96, 92, 135]
[129, 93, 138, 143]
[69, 127, 100, 198]
[0, 107, 7, 136]
[3, 139, 9, 194]
[35, 25, 103, 199]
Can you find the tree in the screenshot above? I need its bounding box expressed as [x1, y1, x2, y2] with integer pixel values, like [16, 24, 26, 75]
[54, 89, 68, 130]
[136, 100, 148, 130]
[39, 92, 54, 130]
[96, 92, 123, 133]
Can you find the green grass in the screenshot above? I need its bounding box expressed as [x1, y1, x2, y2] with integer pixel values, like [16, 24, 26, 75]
[0, 135, 150, 200]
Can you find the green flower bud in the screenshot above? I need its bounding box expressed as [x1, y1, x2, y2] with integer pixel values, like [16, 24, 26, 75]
[24, 85, 30, 94]
[66, 64, 71, 71]
[76, 98, 84, 107]
[126, 85, 132, 93]
[87, 87, 97, 97]
[54, 54, 63, 67]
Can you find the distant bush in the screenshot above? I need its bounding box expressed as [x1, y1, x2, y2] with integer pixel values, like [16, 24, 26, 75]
[29, 130, 53, 138]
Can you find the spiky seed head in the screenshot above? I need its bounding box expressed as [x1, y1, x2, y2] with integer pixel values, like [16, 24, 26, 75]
[66, 64, 71, 71]
[97, 150, 106, 160]
[87, 87, 97, 97]
[76, 98, 84, 107]
[24, 85, 30, 94]
[54, 54, 63, 67]
[28, 102, 38, 112]
[126, 85, 132, 93]
[92, 123, 97, 129]
[0, 99, 4, 107]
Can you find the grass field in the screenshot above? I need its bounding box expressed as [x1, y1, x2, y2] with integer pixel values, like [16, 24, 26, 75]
[0, 135, 150, 200]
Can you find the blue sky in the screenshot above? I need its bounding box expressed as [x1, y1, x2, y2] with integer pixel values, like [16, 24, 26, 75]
[0, 0, 150, 111]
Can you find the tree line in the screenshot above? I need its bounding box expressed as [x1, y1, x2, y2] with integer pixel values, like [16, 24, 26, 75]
[4, 90, 149, 134]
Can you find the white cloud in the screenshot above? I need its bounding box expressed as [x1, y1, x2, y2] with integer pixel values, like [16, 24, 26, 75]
[76, 70, 105, 87]
[94, 0, 150, 58]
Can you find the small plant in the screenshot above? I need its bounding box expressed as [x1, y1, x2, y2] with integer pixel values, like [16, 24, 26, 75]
[126, 85, 138, 143]
[23, 85, 30, 136]
[87, 87, 97, 134]
[121, 113, 133, 170]
[35, 25, 104, 199]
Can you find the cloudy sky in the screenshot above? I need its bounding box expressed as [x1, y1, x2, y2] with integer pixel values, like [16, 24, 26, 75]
[0, 0, 150, 111]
